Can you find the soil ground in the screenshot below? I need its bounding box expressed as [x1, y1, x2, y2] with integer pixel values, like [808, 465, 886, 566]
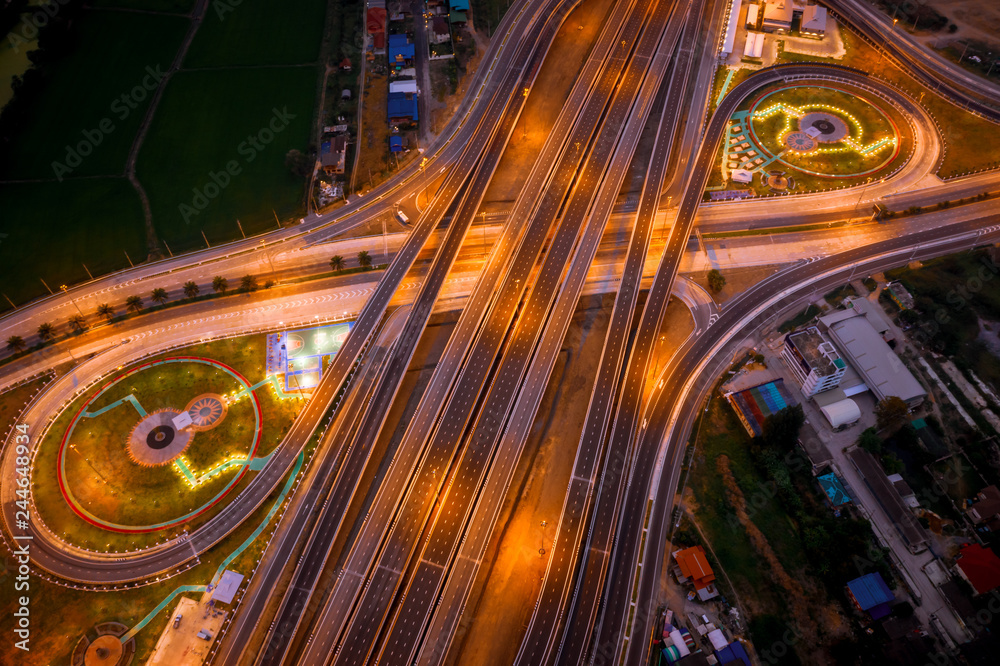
[450, 294, 694, 666]
[480, 0, 616, 206]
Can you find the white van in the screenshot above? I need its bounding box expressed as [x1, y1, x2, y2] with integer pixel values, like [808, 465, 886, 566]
[395, 210, 409, 224]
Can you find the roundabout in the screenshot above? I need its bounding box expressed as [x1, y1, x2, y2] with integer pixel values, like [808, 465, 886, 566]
[48, 357, 265, 535]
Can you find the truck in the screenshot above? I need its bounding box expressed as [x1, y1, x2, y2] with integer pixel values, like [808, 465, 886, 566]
[395, 210, 409, 224]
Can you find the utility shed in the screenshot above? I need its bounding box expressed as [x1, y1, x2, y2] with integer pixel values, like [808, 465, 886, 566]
[819, 398, 861, 428]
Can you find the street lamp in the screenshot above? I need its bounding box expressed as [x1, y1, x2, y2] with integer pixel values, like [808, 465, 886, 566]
[60, 284, 84, 317]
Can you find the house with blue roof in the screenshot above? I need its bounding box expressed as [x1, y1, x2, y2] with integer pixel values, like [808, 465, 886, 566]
[714, 641, 751, 666]
[388, 92, 418, 124]
[388, 33, 415, 64]
[847, 572, 894, 619]
[450, 0, 469, 11]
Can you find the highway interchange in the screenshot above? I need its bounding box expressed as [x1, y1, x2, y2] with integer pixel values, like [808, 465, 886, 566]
[4, 0, 1000, 664]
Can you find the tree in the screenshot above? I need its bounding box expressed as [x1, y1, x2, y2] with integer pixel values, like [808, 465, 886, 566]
[6, 335, 25, 353]
[183, 281, 200, 299]
[125, 295, 144, 313]
[330, 255, 345, 272]
[263, 280, 275, 289]
[37, 322, 55, 341]
[761, 405, 805, 452]
[707, 269, 726, 293]
[881, 452, 905, 475]
[858, 427, 882, 455]
[96, 303, 115, 322]
[285, 149, 313, 178]
[69, 314, 87, 333]
[151, 288, 169, 305]
[875, 396, 910, 432]
[240, 274, 258, 292]
[212, 276, 228, 294]
[358, 250, 372, 270]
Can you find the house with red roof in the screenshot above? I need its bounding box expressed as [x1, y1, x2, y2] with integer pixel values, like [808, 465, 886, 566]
[955, 543, 1000, 596]
[673, 546, 719, 601]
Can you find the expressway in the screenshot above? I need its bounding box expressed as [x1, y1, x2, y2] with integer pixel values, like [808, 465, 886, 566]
[579, 62, 955, 664]
[294, 0, 668, 660]
[4, 0, 1000, 663]
[516, 0, 713, 662]
[0, 0, 572, 585]
[250, 0, 579, 660]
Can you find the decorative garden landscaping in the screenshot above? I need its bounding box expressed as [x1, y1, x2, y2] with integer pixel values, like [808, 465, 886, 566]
[32, 335, 305, 551]
[712, 83, 911, 197]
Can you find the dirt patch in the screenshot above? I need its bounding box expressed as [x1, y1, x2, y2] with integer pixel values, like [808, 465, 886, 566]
[480, 0, 616, 205]
[448, 292, 614, 666]
[684, 264, 784, 305]
[716, 455, 828, 654]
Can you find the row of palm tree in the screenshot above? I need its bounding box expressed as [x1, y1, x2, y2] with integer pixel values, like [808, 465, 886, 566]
[330, 250, 373, 273]
[3, 273, 267, 354]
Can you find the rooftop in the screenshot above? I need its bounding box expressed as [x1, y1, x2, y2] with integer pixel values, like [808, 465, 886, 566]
[847, 572, 894, 615]
[786, 327, 845, 378]
[956, 543, 1000, 595]
[823, 316, 926, 404]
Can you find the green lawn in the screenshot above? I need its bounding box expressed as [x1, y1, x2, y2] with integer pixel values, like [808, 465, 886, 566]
[183, 0, 327, 67]
[137, 67, 315, 250]
[0, 10, 188, 180]
[31, 334, 303, 551]
[0, 178, 146, 308]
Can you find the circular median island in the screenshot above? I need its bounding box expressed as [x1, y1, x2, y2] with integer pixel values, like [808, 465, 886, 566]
[717, 82, 912, 195]
[31, 336, 305, 552]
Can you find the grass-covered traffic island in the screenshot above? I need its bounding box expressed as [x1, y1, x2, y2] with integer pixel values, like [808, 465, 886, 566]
[711, 81, 910, 196]
[32, 335, 304, 551]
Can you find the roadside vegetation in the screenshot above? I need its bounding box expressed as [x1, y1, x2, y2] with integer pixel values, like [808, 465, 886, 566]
[683, 395, 894, 664]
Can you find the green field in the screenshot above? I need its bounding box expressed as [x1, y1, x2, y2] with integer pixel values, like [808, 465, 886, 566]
[0, 10, 188, 180]
[0, 179, 146, 306]
[1, 0, 326, 307]
[184, 0, 327, 67]
[138, 67, 316, 249]
[91, 0, 195, 11]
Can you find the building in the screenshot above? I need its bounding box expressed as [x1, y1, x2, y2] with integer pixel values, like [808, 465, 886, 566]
[714, 641, 752, 666]
[848, 447, 928, 553]
[818, 398, 861, 429]
[725, 379, 797, 437]
[673, 546, 720, 601]
[743, 31, 765, 59]
[887, 281, 915, 309]
[762, 0, 792, 33]
[847, 573, 895, 619]
[431, 15, 450, 43]
[887, 473, 919, 509]
[955, 543, 1000, 595]
[745, 2, 759, 29]
[821, 314, 926, 407]
[967, 486, 1000, 532]
[720, 0, 743, 57]
[367, 0, 387, 51]
[800, 4, 827, 37]
[388, 34, 415, 65]
[450, 11, 467, 26]
[320, 136, 347, 175]
[818, 471, 852, 507]
[782, 327, 847, 396]
[388, 92, 418, 123]
[389, 135, 405, 152]
[389, 79, 418, 94]
[450, 0, 469, 10]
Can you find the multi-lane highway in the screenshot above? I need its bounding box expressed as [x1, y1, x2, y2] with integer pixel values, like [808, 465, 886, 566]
[6, 0, 1000, 663]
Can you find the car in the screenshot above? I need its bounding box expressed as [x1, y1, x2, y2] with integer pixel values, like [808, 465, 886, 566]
[197, 629, 212, 641]
[173, 615, 182, 629]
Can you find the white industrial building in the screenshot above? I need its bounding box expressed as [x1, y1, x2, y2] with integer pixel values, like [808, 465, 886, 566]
[800, 4, 828, 36]
[762, 0, 793, 33]
[720, 0, 744, 57]
[782, 327, 848, 397]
